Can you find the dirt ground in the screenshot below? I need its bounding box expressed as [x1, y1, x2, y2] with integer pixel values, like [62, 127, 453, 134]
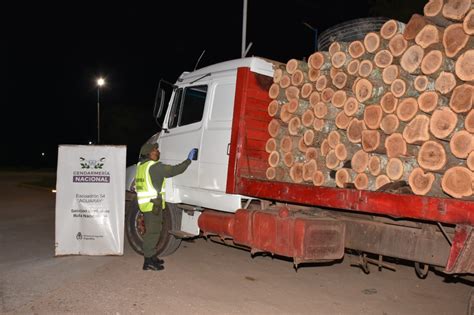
[0, 172, 472, 315]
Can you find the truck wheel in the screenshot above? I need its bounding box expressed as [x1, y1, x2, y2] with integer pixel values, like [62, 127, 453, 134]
[125, 197, 182, 257]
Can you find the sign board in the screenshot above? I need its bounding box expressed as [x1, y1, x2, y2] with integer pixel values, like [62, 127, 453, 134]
[55, 145, 126, 256]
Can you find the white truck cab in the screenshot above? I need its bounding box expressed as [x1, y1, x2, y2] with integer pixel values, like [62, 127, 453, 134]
[126, 57, 274, 239]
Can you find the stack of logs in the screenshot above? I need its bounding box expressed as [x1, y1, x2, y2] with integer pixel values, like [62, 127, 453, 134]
[265, 0, 474, 199]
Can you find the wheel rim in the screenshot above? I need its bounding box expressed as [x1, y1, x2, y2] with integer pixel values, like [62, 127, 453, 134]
[134, 211, 146, 241]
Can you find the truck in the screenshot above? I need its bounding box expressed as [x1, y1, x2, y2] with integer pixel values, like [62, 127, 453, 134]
[124, 56, 474, 283]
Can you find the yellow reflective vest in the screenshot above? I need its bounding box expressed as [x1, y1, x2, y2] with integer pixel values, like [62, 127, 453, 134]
[135, 161, 165, 212]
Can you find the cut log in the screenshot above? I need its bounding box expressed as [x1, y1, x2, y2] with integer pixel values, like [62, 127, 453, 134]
[385, 133, 416, 158]
[364, 105, 384, 129]
[328, 130, 341, 149]
[268, 100, 280, 117]
[302, 109, 315, 127]
[442, 0, 472, 21]
[364, 32, 381, 53]
[382, 65, 400, 85]
[400, 45, 424, 74]
[266, 167, 288, 182]
[336, 168, 354, 188]
[396, 97, 419, 122]
[308, 52, 331, 70]
[381, 19, 406, 40]
[351, 150, 370, 173]
[312, 170, 325, 186]
[391, 78, 418, 98]
[444, 23, 471, 58]
[315, 75, 328, 91]
[289, 162, 304, 183]
[466, 109, 474, 132]
[375, 175, 392, 190]
[369, 154, 388, 176]
[335, 111, 352, 129]
[335, 143, 356, 161]
[358, 60, 374, 78]
[303, 129, 315, 146]
[374, 50, 394, 68]
[280, 135, 299, 153]
[450, 130, 474, 158]
[314, 101, 337, 119]
[420, 50, 453, 77]
[389, 34, 409, 57]
[415, 24, 443, 49]
[450, 84, 473, 113]
[301, 82, 314, 99]
[305, 147, 320, 161]
[291, 69, 307, 87]
[268, 83, 281, 100]
[403, 114, 431, 144]
[309, 91, 321, 107]
[265, 138, 277, 153]
[303, 159, 318, 182]
[344, 96, 362, 117]
[268, 151, 280, 168]
[268, 119, 284, 138]
[286, 59, 308, 75]
[381, 114, 401, 134]
[418, 91, 447, 113]
[321, 139, 331, 156]
[381, 92, 399, 114]
[279, 103, 293, 123]
[331, 51, 351, 69]
[313, 118, 326, 132]
[424, 0, 449, 26]
[441, 166, 473, 198]
[332, 71, 348, 89]
[288, 116, 304, 136]
[348, 40, 366, 59]
[387, 157, 415, 180]
[273, 68, 283, 84]
[417, 140, 447, 171]
[329, 41, 348, 56]
[464, 9, 474, 35]
[331, 90, 347, 108]
[429, 107, 458, 139]
[404, 14, 428, 40]
[287, 98, 309, 115]
[347, 59, 360, 76]
[414, 75, 435, 92]
[361, 130, 386, 153]
[330, 67, 339, 80]
[326, 150, 343, 170]
[285, 86, 300, 101]
[455, 50, 474, 82]
[355, 78, 385, 103]
[435, 71, 457, 95]
[298, 137, 309, 153]
[321, 88, 336, 103]
[408, 167, 437, 196]
[347, 118, 366, 144]
[308, 68, 321, 82]
[468, 151, 474, 170]
[283, 151, 294, 168]
[279, 74, 291, 89]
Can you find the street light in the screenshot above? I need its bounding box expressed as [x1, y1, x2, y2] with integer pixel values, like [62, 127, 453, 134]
[96, 77, 105, 144]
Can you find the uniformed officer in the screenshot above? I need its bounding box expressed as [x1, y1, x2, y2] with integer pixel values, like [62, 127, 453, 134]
[135, 142, 197, 271]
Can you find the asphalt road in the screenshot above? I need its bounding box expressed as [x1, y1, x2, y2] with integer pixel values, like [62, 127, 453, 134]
[0, 171, 472, 315]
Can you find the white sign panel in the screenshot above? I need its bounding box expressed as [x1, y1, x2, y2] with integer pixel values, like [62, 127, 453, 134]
[55, 145, 126, 256]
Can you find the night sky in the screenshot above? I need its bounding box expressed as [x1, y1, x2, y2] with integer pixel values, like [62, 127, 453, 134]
[4, 0, 426, 169]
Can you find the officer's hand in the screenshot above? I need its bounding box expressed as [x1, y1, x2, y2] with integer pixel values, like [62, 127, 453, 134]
[187, 148, 198, 160]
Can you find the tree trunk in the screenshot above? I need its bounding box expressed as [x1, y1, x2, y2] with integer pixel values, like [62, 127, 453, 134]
[465, 109, 474, 133]
[265, 138, 277, 153]
[385, 133, 417, 158]
[289, 162, 304, 183]
[403, 114, 431, 144]
[286, 59, 308, 75]
[347, 118, 366, 143]
[449, 84, 474, 113]
[351, 149, 370, 173]
[329, 41, 349, 56]
[381, 19, 406, 40]
[314, 101, 339, 120]
[381, 114, 401, 134]
[443, 23, 471, 58]
[355, 78, 385, 103]
[303, 159, 318, 182]
[344, 96, 363, 117]
[442, 0, 472, 21]
[455, 50, 474, 82]
[279, 103, 294, 123]
[415, 24, 444, 49]
[358, 60, 374, 78]
[464, 9, 474, 35]
[331, 51, 352, 69]
[331, 90, 348, 108]
[347, 59, 361, 76]
[335, 111, 353, 129]
[429, 107, 460, 139]
[315, 74, 328, 91]
[441, 166, 473, 198]
[386, 157, 417, 180]
[348, 40, 366, 59]
[408, 167, 443, 196]
[266, 166, 288, 182]
[321, 88, 336, 104]
[435, 71, 457, 95]
[280, 135, 300, 153]
[301, 82, 314, 99]
[450, 130, 474, 158]
[374, 50, 394, 68]
[369, 154, 388, 176]
[400, 45, 424, 74]
[308, 52, 331, 70]
[414, 75, 435, 92]
[396, 97, 419, 122]
[291, 69, 307, 87]
[308, 69, 321, 82]
[389, 34, 409, 57]
[364, 32, 382, 53]
[288, 116, 304, 136]
[418, 90, 448, 113]
[285, 86, 300, 101]
[287, 98, 309, 115]
[382, 65, 400, 84]
[404, 14, 428, 40]
[267, 100, 281, 117]
[381, 92, 399, 113]
[336, 168, 355, 188]
[326, 149, 344, 170]
[421, 50, 455, 76]
[268, 119, 284, 138]
[354, 172, 376, 190]
[268, 151, 281, 168]
[361, 129, 387, 153]
[364, 104, 384, 129]
[279, 74, 291, 89]
[467, 151, 474, 170]
[309, 91, 321, 107]
[375, 174, 392, 190]
[417, 140, 464, 172]
[301, 109, 315, 127]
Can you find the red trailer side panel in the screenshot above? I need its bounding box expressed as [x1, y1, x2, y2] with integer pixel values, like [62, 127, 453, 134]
[226, 67, 474, 226]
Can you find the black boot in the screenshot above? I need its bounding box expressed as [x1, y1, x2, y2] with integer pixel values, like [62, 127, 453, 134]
[151, 256, 164, 265]
[143, 257, 164, 271]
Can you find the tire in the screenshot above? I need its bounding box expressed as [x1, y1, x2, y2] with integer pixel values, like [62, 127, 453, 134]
[318, 17, 390, 51]
[125, 196, 182, 257]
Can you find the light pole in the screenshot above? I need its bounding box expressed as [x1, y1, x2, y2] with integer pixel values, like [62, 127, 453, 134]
[96, 78, 105, 144]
